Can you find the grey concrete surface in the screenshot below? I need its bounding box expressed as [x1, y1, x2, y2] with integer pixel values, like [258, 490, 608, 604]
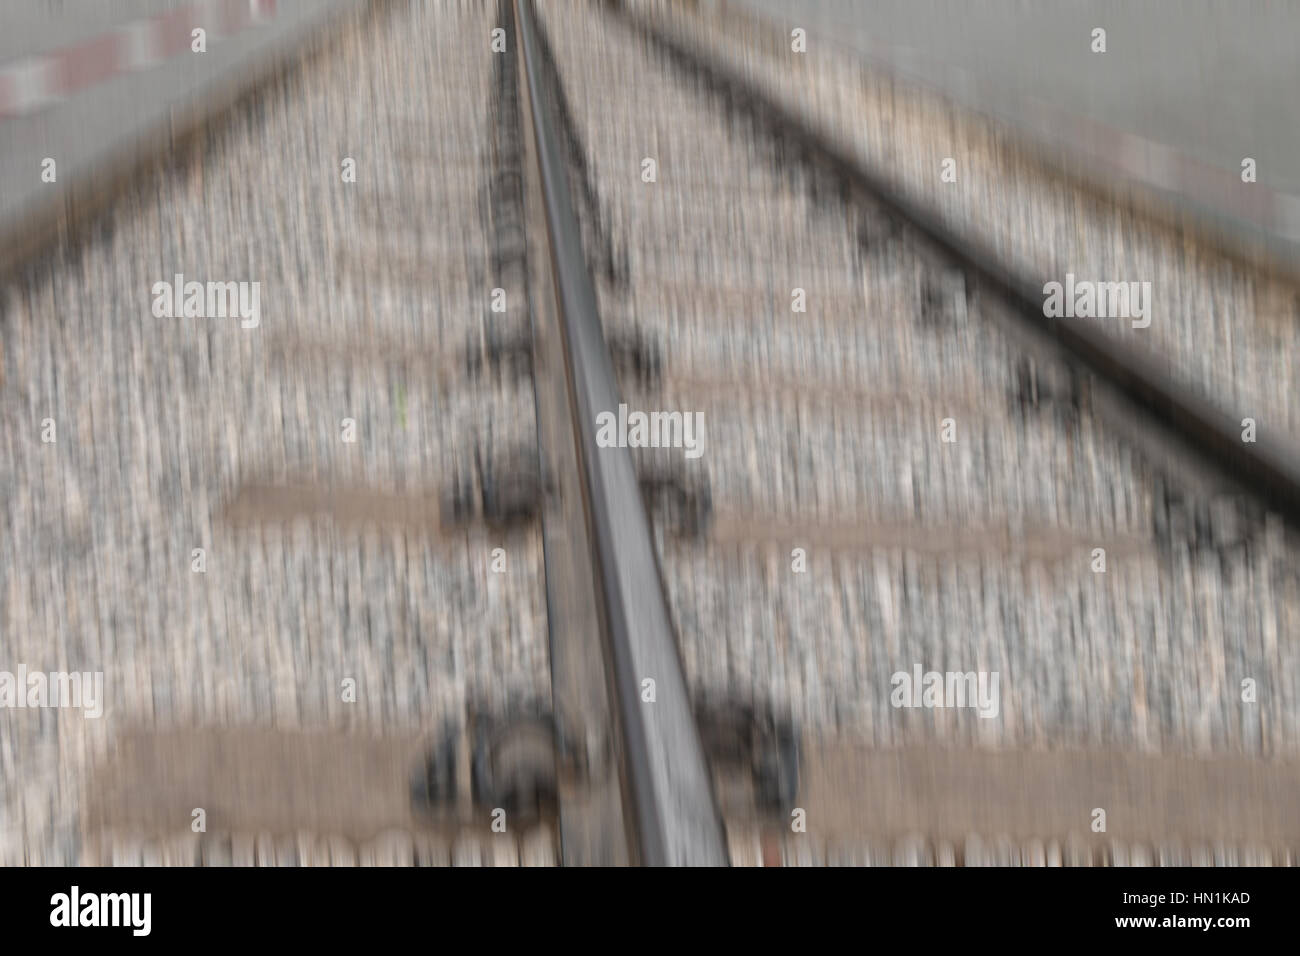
[0, 0, 364, 246]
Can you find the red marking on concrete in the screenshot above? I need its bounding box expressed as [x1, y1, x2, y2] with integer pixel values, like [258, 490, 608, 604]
[0, 70, 15, 116]
[155, 4, 205, 60]
[0, 0, 277, 120]
[56, 32, 121, 96]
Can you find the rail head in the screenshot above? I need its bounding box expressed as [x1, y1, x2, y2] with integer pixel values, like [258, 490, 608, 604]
[514, 0, 729, 866]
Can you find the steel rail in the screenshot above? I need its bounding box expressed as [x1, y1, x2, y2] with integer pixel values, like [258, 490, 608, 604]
[514, 0, 729, 866]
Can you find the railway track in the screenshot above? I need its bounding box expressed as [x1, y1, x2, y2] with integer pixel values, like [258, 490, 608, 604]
[1, 0, 1297, 866]
[2, 0, 560, 866]
[531, 0, 1300, 863]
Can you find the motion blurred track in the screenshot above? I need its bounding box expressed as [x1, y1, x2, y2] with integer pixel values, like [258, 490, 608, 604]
[4, 0, 1299, 867]
[609, 1, 1300, 531]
